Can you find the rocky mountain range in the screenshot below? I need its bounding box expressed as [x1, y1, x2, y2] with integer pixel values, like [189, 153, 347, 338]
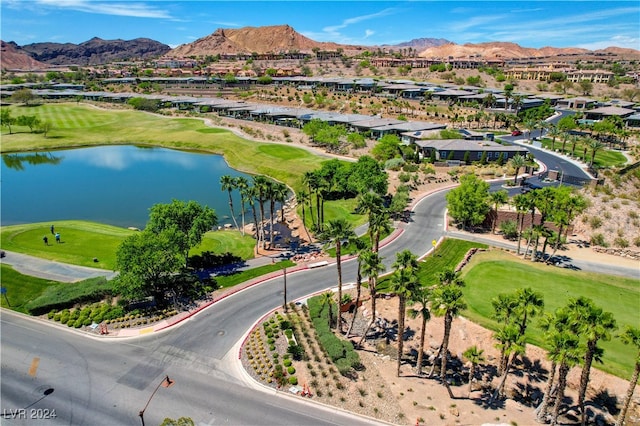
[14, 37, 171, 67]
[2, 24, 639, 70]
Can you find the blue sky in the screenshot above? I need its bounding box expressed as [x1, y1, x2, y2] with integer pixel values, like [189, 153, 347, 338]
[2, 1, 639, 50]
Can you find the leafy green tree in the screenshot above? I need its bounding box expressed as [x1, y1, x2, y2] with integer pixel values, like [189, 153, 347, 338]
[16, 115, 40, 132]
[462, 345, 485, 397]
[1, 108, 15, 134]
[371, 134, 401, 161]
[147, 200, 217, 266]
[578, 79, 593, 95]
[445, 173, 490, 229]
[348, 155, 388, 196]
[390, 250, 419, 377]
[39, 120, 52, 137]
[114, 229, 183, 302]
[615, 326, 640, 426]
[347, 132, 366, 149]
[128, 97, 159, 112]
[11, 88, 36, 105]
[322, 218, 355, 331]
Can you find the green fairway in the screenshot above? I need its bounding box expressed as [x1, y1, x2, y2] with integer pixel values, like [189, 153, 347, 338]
[0, 264, 62, 313]
[0, 220, 258, 269]
[377, 238, 487, 293]
[1, 103, 328, 192]
[461, 250, 640, 378]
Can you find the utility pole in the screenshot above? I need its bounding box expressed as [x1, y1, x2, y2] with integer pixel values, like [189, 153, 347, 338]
[282, 267, 288, 312]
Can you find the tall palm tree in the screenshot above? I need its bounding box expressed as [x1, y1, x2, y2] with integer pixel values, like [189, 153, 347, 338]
[568, 297, 617, 426]
[547, 125, 561, 152]
[550, 331, 582, 426]
[407, 286, 431, 376]
[357, 251, 385, 348]
[509, 154, 526, 185]
[462, 345, 485, 397]
[220, 175, 239, 230]
[252, 176, 269, 249]
[390, 250, 419, 377]
[431, 284, 467, 398]
[588, 138, 605, 167]
[302, 171, 317, 230]
[273, 182, 289, 225]
[524, 118, 538, 141]
[235, 176, 249, 236]
[297, 190, 312, 243]
[570, 135, 580, 157]
[244, 185, 260, 252]
[489, 189, 508, 234]
[512, 193, 529, 255]
[266, 181, 278, 249]
[615, 326, 640, 426]
[514, 287, 545, 338]
[357, 192, 385, 251]
[347, 239, 369, 338]
[490, 324, 526, 403]
[369, 208, 391, 253]
[491, 292, 519, 375]
[322, 218, 355, 332]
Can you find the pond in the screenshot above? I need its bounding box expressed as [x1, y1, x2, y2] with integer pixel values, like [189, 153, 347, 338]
[1, 145, 253, 229]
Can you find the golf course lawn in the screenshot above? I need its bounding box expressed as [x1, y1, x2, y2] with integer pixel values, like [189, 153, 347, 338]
[461, 250, 640, 379]
[0, 220, 257, 270]
[1, 103, 326, 192]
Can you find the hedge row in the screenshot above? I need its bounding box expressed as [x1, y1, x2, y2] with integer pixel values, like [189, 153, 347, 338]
[25, 277, 114, 316]
[307, 295, 361, 376]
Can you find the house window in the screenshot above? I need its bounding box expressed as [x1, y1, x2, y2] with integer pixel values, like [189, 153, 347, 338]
[477, 152, 483, 158]
[440, 151, 447, 158]
[487, 152, 492, 158]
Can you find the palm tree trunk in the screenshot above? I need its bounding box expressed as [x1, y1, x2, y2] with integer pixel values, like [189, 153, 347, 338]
[551, 363, 570, 426]
[357, 279, 377, 348]
[397, 296, 406, 377]
[269, 199, 275, 249]
[492, 354, 514, 403]
[347, 262, 362, 338]
[578, 341, 596, 425]
[536, 360, 557, 423]
[439, 314, 453, 383]
[250, 203, 260, 253]
[417, 317, 427, 376]
[336, 243, 343, 333]
[227, 190, 239, 231]
[615, 362, 640, 426]
[547, 225, 565, 264]
[516, 213, 523, 255]
[468, 364, 476, 397]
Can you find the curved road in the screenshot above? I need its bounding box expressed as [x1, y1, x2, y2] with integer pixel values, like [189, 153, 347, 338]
[0, 186, 447, 426]
[2, 162, 634, 425]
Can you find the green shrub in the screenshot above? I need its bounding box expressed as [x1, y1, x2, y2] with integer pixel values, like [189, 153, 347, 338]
[287, 366, 296, 375]
[288, 376, 298, 385]
[53, 313, 62, 322]
[25, 277, 113, 316]
[47, 310, 57, 319]
[283, 359, 292, 367]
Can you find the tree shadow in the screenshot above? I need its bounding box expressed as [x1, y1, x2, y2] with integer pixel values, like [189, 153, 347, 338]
[473, 389, 506, 410]
[513, 356, 548, 383]
[589, 388, 620, 416]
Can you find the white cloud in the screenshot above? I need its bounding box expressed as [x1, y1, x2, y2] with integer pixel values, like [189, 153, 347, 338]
[364, 29, 375, 39]
[34, 0, 172, 19]
[576, 35, 640, 51]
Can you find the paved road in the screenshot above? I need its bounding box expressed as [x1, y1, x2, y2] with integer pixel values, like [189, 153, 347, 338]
[1, 157, 636, 424]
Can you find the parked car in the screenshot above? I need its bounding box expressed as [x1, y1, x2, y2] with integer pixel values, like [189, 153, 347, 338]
[521, 182, 543, 193]
[511, 130, 523, 136]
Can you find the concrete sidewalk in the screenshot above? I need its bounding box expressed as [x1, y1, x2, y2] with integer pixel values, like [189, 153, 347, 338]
[1, 250, 117, 282]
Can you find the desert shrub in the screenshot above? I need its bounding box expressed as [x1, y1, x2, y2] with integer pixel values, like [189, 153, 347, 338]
[287, 366, 296, 375]
[590, 233, 608, 247]
[384, 158, 405, 171]
[288, 376, 298, 385]
[589, 216, 603, 229]
[613, 237, 629, 248]
[287, 344, 304, 361]
[283, 358, 292, 367]
[499, 220, 518, 239]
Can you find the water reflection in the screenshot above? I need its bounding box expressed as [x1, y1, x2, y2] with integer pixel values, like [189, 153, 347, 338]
[3, 152, 63, 170]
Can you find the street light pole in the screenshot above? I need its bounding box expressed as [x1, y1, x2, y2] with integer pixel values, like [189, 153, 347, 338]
[282, 267, 288, 312]
[139, 375, 174, 426]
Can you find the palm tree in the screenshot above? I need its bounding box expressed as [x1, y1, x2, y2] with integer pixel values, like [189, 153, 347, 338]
[588, 138, 605, 167]
[357, 192, 386, 251]
[512, 193, 529, 255]
[266, 181, 277, 249]
[357, 251, 385, 348]
[347, 239, 369, 338]
[390, 250, 419, 377]
[546, 125, 561, 152]
[431, 284, 467, 398]
[322, 218, 355, 332]
[408, 286, 431, 376]
[489, 189, 508, 234]
[273, 182, 289, 225]
[568, 297, 617, 425]
[524, 118, 538, 141]
[509, 154, 526, 185]
[235, 176, 249, 235]
[462, 345, 485, 397]
[550, 331, 582, 426]
[244, 185, 260, 252]
[220, 175, 239, 230]
[297, 190, 312, 243]
[252, 176, 269, 249]
[491, 293, 519, 375]
[490, 324, 526, 403]
[570, 135, 580, 157]
[615, 326, 640, 426]
[302, 171, 317, 230]
[514, 287, 544, 338]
